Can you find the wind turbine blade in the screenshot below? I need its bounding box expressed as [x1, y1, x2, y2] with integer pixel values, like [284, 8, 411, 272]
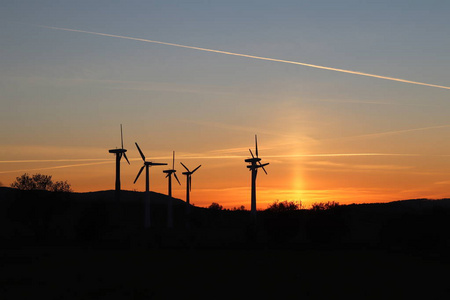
[258, 161, 268, 174]
[174, 173, 181, 185]
[180, 162, 190, 172]
[172, 151, 175, 169]
[255, 135, 258, 158]
[192, 165, 201, 173]
[165, 173, 170, 178]
[249, 149, 255, 159]
[134, 165, 145, 183]
[123, 153, 130, 165]
[135, 142, 145, 161]
[121, 124, 124, 149]
[261, 164, 268, 175]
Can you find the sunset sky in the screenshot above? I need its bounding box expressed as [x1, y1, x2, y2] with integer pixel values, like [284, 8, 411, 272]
[1, 1, 450, 208]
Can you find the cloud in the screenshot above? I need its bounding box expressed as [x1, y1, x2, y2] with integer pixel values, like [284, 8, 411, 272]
[0, 158, 110, 164]
[304, 160, 413, 173]
[38, 25, 450, 90]
[0, 161, 113, 174]
[332, 124, 450, 141]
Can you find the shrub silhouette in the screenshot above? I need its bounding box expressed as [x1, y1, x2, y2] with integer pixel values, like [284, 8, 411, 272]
[232, 205, 246, 211]
[311, 201, 340, 211]
[266, 200, 303, 212]
[11, 173, 72, 192]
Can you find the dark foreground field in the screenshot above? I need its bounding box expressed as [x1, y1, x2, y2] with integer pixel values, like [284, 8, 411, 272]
[1, 187, 450, 298]
[2, 246, 449, 299]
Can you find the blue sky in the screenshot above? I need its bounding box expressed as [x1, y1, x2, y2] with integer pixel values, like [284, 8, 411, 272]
[1, 1, 450, 207]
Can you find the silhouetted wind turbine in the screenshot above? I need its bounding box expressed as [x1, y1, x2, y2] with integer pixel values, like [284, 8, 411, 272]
[108, 124, 130, 192]
[163, 151, 181, 228]
[245, 135, 269, 222]
[134, 142, 167, 228]
[163, 151, 181, 197]
[180, 162, 201, 214]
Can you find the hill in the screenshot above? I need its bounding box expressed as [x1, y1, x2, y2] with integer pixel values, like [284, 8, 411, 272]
[2, 186, 450, 254]
[2, 187, 450, 298]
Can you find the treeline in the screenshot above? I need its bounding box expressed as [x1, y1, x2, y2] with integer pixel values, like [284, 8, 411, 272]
[208, 200, 340, 212]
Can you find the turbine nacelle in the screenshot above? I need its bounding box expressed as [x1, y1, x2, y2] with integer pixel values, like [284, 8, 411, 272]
[133, 142, 167, 184]
[245, 135, 269, 174]
[162, 151, 181, 185]
[181, 162, 201, 176]
[109, 125, 130, 164]
[247, 162, 269, 169]
[180, 162, 201, 193]
[109, 149, 127, 154]
[245, 157, 261, 163]
[144, 162, 167, 166]
[109, 124, 130, 191]
[245, 135, 269, 221]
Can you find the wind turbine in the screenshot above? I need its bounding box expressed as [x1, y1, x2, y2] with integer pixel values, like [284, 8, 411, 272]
[245, 135, 269, 222]
[108, 124, 130, 192]
[163, 151, 181, 228]
[180, 162, 201, 214]
[163, 151, 181, 197]
[133, 142, 167, 228]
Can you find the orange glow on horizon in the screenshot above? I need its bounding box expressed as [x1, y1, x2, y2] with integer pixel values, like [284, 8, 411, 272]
[2, 147, 450, 210]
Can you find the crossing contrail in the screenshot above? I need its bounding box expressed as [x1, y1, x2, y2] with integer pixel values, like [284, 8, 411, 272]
[0, 161, 113, 174]
[39, 25, 450, 90]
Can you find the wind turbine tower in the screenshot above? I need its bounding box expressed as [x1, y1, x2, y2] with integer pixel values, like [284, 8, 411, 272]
[180, 162, 201, 214]
[133, 142, 167, 228]
[245, 135, 269, 222]
[163, 151, 181, 228]
[108, 124, 130, 192]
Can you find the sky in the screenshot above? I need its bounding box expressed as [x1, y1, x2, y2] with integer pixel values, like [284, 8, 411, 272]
[1, 1, 450, 208]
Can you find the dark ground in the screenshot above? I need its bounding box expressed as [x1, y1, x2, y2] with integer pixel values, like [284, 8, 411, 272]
[1, 187, 450, 298]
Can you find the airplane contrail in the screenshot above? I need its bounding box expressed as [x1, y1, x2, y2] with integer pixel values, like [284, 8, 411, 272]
[38, 25, 450, 90]
[0, 161, 113, 174]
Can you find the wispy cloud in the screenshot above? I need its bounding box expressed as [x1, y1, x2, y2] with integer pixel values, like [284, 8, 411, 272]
[305, 160, 412, 172]
[0, 152, 419, 175]
[38, 25, 450, 90]
[2, 75, 234, 96]
[270, 153, 419, 158]
[0, 161, 113, 174]
[333, 124, 450, 141]
[434, 180, 450, 185]
[0, 158, 110, 164]
[185, 120, 301, 140]
[307, 98, 437, 107]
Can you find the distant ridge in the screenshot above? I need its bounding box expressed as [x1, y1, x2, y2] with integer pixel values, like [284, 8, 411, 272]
[68, 189, 186, 206]
[2, 186, 450, 209]
[1, 186, 450, 254]
[0, 187, 186, 207]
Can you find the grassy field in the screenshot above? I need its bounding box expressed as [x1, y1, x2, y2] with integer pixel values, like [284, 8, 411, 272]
[1, 187, 450, 298]
[1, 245, 449, 299]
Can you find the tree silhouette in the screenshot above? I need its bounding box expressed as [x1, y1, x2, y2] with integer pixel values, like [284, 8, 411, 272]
[208, 202, 224, 210]
[11, 173, 72, 192]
